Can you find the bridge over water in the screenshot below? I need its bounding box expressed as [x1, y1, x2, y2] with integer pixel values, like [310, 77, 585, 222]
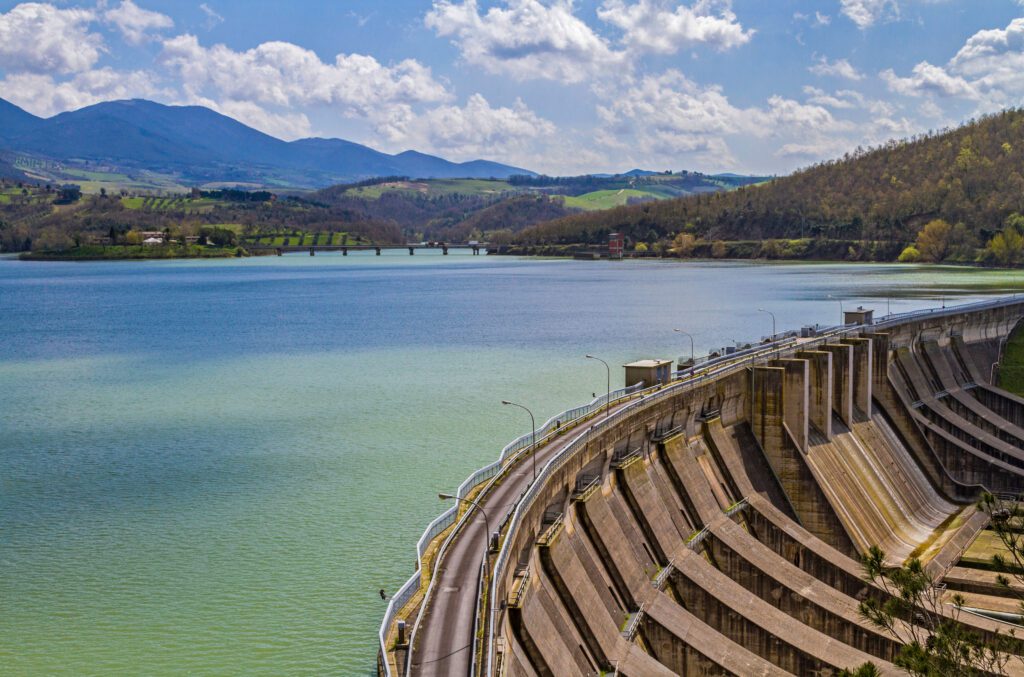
[380, 296, 1024, 677]
[244, 242, 488, 256]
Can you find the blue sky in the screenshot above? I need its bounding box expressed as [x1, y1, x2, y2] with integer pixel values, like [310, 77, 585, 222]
[1, 1, 1023, 175]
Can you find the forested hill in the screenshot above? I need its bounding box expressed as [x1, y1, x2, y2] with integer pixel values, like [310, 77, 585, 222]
[516, 109, 1024, 253]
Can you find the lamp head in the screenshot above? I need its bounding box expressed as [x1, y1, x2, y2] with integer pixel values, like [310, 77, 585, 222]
[438, 492, 455, 500]
[501, 400, 511, 405]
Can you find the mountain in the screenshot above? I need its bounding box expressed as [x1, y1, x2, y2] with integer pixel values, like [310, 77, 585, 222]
[515, 108, 1024, 258]
[0, 98, 534, 187]
[0, 98, 43, 139]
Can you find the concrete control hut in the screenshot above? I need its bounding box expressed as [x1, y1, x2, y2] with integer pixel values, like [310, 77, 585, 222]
[623, 359, 673, 389]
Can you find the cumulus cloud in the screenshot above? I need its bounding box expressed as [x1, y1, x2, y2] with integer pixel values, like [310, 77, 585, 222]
[184, 95, 312, 140]
[808, 56, 863, 80]
[0, 3, 103, 74]
[159, 33, 450, 134]
[396, 93, 555, 160]
[104, 0, 173, 45]
[426, 0, 622, 83]
[839, 0, 898, 29]
[0, 68, 165, 116]
[597, 0, 754, 55]
[880, 61, 977, 98]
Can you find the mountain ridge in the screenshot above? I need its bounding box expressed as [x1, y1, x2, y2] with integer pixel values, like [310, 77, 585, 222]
[0, 97, 535, 187]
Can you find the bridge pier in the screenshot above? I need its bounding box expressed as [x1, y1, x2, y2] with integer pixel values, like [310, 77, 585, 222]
[408, 247, 414, 255]
[276, 248, 282, 256]
[376, 247, 381, 256]
[342, 248, 347, 256]
[473, 246, 480, 255]
[310, 247, 315, 256]
[442, 246, 448, 255]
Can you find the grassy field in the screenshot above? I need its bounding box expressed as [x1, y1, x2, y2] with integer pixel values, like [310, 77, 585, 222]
[344, 178, 515, 199]
[120, 196, 221, 213]
[998, 322, 1024, 396]
[241, 231, 367, 247]
[558, 189, 661, 211]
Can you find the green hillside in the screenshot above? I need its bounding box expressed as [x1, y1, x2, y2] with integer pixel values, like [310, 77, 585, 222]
[516, 109, 1024, 265]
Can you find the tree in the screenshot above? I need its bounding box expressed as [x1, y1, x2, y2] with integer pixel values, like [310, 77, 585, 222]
[711, 240, 727, 258]
[672, 232, 696, 257]
[857, 545, 1016, 676]
[986, 227, 1024, 267]
[898, 245, 922, 262]
[978, 492, 1024, 611]
[915, 219, 953, 262]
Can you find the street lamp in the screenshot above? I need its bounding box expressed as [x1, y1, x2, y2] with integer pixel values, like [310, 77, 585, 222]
[439, 493, 493, 551]
[828, 294, 844, 325]
[757, 308, 776, 340]
[501, 400, 537, 481]
[673, 329, 695, 372]
[585, 355, 610, 416]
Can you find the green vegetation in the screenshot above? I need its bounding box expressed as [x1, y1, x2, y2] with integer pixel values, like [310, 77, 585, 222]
[344, 178, 514, 199]
[558, 189, 659, 211]
[514, 109, 1024, 267]
[998, 321, 1024, 396]
[852, 545, 1018, 676]
[19, 244, 242, 260]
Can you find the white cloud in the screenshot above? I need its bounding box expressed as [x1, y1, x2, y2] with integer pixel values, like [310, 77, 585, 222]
[104, 0, 173, 45]
[0, 68, 165, 117]
[396, 93, 555, 161]
[802, 85, 861, 109]
[185, 95, 312, 140]
[0, 3, 103, 74]
[839, 0, 899, 29]
[880, 61, 977, 98]
[158, 34, 450, 135]
[597, 0, 754, 55]
[426, 0, 623, 83]
[199, 3, 223, 30]
[808, 56, 863, 80]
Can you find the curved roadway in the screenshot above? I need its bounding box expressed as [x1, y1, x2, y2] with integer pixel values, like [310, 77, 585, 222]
[408, 402, 633, 677]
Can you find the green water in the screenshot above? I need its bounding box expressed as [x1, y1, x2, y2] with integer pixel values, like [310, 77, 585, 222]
[1, 254, 1021, 674]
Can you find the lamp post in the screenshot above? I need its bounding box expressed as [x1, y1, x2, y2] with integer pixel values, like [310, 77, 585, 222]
[757, 308, 776, 340]
[501, 400, 537, 481]
[585, 355, 611, 416]
[673, 329, 695, 373]
[439, 493, 493, 551]
[828, 294, 844, 325]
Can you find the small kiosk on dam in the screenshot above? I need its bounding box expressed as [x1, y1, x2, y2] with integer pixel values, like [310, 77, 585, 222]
[380, 296, 1024, 677]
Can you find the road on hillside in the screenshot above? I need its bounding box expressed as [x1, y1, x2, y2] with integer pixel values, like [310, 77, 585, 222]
[407, 400, 634, 677]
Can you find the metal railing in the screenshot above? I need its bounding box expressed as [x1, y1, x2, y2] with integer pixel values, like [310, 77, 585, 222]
[376, 380, 647, 675]
[483, 294, 1024, 675]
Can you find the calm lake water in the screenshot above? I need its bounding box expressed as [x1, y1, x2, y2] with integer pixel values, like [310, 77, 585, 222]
[2, 252, 1022, 675]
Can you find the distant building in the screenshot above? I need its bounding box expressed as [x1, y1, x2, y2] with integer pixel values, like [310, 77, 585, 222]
[624, 359, 673, 388]
[142, 237, 163, 246]
[609, 232, 624, 259]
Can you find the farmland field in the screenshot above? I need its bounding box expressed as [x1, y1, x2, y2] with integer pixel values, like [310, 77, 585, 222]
[558, 189, 661, 210]
[344, 178, 515, 199]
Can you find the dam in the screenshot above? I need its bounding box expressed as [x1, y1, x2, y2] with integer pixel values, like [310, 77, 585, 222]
[379, 296, 1024, 676]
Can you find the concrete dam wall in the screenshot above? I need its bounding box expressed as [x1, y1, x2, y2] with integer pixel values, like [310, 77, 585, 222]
[383, 298, 1024, 677]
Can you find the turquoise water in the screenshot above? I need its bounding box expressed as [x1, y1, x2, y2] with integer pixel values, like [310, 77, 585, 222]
[1, 253, 1022, 675]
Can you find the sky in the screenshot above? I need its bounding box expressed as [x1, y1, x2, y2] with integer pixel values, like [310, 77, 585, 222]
[1, 1, 1023, 176]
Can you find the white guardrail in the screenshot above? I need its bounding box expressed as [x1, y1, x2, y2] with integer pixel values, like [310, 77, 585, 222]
[482, 294, 1024, 676]
[377, 382, 646, 674]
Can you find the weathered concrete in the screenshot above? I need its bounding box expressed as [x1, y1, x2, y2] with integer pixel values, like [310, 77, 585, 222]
[823, 343, 855, 425]
[396, 298, 1024, 677]
[797, 350, 833, 439]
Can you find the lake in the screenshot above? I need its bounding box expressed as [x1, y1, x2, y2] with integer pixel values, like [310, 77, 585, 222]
[2, 253, 1022, 675]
